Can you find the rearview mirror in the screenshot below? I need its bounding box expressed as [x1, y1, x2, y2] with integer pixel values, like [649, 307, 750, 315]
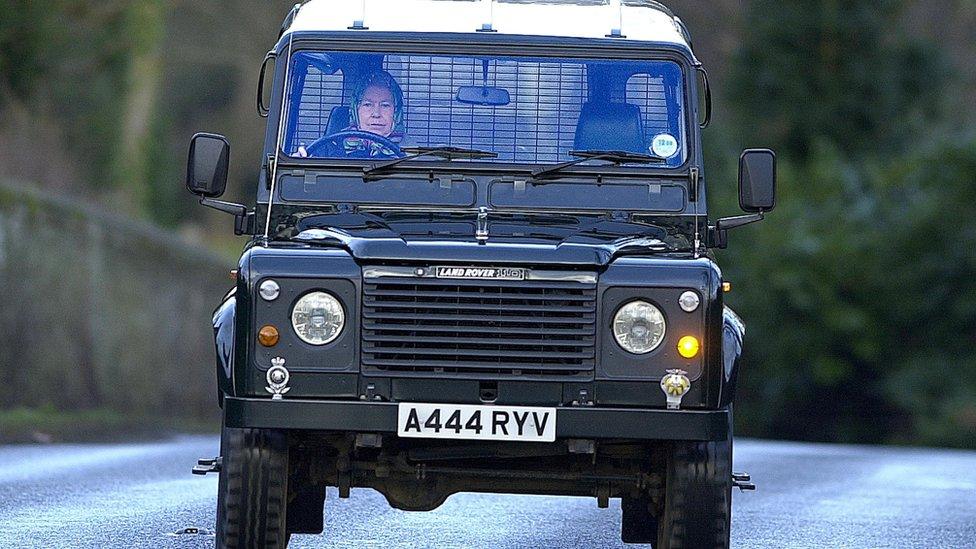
[186, 133, 230, 198]
[738, 149, 776, 212]
[456, 86, 511, 106]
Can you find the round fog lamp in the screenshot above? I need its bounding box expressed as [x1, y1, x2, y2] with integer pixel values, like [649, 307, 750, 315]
[613, 300, 666, 354]
[291, 291, 345, 345]
[677, 336, 700, 359]
[679, 291, 700, 312]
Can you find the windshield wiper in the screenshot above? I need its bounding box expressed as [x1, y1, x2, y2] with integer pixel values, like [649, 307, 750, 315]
[363, 146, 497, 179]
[530, 150, 665, 180]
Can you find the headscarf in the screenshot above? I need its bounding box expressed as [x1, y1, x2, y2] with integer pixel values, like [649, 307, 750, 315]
[340, 70, 408, 157]
[348, 70, 406, 135]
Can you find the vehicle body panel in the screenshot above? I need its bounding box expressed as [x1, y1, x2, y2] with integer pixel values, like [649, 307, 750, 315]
[225, 244, 735, 411]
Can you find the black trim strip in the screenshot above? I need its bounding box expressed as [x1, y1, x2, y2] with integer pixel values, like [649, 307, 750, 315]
[224, 397, 730, 441]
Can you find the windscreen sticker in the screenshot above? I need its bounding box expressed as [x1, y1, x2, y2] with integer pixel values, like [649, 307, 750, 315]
[651, 133, 679, 158]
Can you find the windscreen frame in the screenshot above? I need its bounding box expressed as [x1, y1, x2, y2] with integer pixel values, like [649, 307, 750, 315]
[255, 32, 707, 237]
[260, 34, 701, 177]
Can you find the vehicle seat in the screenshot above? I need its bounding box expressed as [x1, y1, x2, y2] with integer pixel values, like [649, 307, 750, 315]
[574, 102, 645, 154]
[325, 106, 351, 136]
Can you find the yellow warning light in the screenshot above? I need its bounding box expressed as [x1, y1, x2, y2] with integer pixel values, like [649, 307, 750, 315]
[677, 336, 700, 359]
[723, 282, 732, 293]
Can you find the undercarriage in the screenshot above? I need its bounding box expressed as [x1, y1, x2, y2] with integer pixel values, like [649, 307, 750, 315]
[292, 434, 668, 512]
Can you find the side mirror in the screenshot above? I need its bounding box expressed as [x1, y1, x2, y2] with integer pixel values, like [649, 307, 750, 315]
[738, 149, 776, 212]
[708, 148, 777, 249]
[186, 133, 230, 198]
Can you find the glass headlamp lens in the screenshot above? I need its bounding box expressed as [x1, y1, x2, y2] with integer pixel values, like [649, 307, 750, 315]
[613, 300, 666, 354]
[291, 291, 344, 345]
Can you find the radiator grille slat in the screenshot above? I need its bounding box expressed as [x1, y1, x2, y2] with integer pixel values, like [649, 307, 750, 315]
[363, 300, 593, 314]
[362, 322, 593, 336]
[361, 358, 589, 372]
[366, 288, 594, 302]
[364, 334, 593, 346]
[362, 274, 597, 379]
[364, 311, 595, 324]
[363, 345, 592, 360]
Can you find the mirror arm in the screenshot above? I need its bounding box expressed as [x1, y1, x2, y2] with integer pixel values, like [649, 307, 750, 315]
[707, 212, 764, 249]
[716, 211, 763, 231]
[199, 198, 254, 236]
[200, 197, 246, 216]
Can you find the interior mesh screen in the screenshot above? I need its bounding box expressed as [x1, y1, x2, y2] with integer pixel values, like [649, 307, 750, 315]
[625, 75, 669, 137]
[388, 56, 586, 162]
[294, 66, 346, 145]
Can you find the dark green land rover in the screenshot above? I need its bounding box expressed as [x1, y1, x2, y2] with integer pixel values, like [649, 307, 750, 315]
[186, 1, 776, 547]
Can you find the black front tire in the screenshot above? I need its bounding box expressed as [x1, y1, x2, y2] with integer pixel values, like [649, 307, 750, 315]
[216, 426, 290, 549]
[657, 421, 733, 548]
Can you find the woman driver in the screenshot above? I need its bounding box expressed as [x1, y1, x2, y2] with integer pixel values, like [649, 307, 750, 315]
[340, 70, 411, 157]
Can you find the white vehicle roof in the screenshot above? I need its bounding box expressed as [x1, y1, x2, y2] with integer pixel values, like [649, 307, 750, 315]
[283, 0, 692, 49]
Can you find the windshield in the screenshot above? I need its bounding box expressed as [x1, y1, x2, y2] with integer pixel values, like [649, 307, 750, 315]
[282, 50, 688, 167]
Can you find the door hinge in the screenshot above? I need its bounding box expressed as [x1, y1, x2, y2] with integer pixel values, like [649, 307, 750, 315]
[265, 154, 276, 189]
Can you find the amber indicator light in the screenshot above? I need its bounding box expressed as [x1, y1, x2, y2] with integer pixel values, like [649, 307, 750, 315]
[258, 325, 280, 347]
[722, 282, 732, 293]
[677, 336, 700, 359]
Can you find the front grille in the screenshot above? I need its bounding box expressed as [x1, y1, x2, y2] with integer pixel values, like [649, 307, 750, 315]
[362, 273, 597, 379]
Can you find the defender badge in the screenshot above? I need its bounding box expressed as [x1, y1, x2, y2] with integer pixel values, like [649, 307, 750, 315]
[266, 357, 291, 400]
[660, 369, 691, 410]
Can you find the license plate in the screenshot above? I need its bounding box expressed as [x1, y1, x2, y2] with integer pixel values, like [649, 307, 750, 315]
[397, 403, 557, 442]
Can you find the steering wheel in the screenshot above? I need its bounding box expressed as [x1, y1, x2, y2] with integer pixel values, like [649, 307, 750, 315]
[304, 129, 403, 159]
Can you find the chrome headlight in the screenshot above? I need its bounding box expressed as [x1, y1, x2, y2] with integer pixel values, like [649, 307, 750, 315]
[613, 300, 666, 354]
[291, 291, 345, 345]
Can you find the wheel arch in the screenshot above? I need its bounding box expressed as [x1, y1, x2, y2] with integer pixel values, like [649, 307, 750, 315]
[212, 287, 237, 406]
[719, 306, 745, 408]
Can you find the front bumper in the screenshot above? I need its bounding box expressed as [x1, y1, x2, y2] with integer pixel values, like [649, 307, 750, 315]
[224, 397, 730, 441]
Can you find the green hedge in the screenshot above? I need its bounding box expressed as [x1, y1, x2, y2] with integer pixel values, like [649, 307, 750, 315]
[722, 140, 976, 448]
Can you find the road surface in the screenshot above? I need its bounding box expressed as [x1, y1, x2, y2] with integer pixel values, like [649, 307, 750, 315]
[1, 437, 974, 548]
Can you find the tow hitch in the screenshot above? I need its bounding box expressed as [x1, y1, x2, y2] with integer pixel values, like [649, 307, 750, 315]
[192, 456, 222, 475]
[732, 471, 755, 491]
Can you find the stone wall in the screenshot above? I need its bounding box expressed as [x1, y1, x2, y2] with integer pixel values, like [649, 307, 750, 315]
[0, 181, 233, 421]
